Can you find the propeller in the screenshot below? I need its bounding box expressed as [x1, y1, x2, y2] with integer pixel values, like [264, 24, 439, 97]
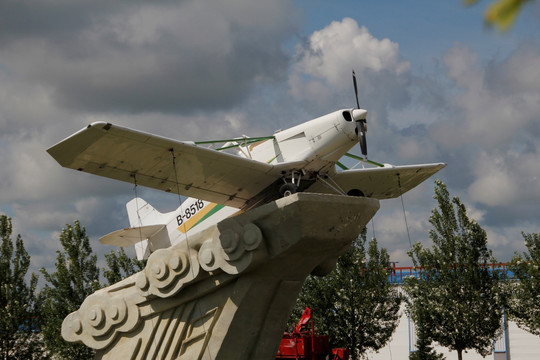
[352, 70, 368, 158]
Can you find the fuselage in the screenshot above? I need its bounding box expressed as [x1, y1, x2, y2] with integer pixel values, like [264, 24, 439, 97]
[130, 109, 364, 259]
[240, 109, 359, 171]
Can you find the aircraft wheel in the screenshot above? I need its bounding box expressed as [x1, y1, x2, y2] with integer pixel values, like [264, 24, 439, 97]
[279, 183, 298, 197]
[347, 189, 364, 197]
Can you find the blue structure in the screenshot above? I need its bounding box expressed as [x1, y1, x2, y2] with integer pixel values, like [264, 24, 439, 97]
[387, 263, 514, 284]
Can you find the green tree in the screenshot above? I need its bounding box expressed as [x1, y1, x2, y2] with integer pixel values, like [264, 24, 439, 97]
[292, 229, 402, 360]
[409, 328, 446, 360]
[40, 220, 100, 359]
[404, 180, 504, 360]
[0, 215, 42, 360]
[103, 247, 146, 286]
[507, 232, 540, 335]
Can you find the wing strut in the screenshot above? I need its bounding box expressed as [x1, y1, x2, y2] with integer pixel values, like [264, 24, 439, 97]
[315, 174, 347, 196]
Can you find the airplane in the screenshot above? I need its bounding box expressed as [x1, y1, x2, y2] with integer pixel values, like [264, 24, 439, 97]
[47, 73, 445, 260]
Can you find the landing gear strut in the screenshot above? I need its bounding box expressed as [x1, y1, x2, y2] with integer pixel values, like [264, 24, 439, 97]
[279, 170, 304, 197]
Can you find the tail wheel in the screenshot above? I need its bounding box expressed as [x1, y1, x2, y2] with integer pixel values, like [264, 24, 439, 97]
[279, 183, 298, 197]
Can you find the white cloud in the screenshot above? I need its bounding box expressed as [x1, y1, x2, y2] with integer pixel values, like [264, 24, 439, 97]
[432, 43, 540, 150]
[485, 227, 511, 248]
[395, 134, 438, 162]
[468, 152, 519, 206]
[468, 150, 540, 207]
[294, 18, 409, 88]
[0, 0, 298, 113]
[289, 17, 411, 114]
[489, 43, 540, 94]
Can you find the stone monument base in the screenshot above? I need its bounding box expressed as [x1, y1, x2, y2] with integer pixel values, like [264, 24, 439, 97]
[62, 193, 380, 360]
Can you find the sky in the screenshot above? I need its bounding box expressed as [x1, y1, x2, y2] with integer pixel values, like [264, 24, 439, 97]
[1, 0, 539, 276]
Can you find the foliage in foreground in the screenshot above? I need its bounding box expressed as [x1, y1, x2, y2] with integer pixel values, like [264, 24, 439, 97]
[465, 0, 535, 31]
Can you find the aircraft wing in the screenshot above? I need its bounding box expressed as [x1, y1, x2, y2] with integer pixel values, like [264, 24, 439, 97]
[47, 122, 285, 208]
[307, 163, 446, 199]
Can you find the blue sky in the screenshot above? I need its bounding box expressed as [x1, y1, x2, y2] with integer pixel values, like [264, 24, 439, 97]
[297, 2, 511, 58]
[0, 0, 539, 274]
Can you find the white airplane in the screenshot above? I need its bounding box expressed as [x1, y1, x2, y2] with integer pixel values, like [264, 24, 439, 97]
[48, 75, 445, 259]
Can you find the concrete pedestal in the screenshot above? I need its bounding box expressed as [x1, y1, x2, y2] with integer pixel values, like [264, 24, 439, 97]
[62, 193, 379, 360]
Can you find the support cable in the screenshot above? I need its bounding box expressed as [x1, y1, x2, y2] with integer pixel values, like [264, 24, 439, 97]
[397, 173, 413, 248]
[170, 149, 215, 360]
[132, 174, 153, 256]
[170, 149, 184, 208]
[371, 218, 376, 241]
[132, 173, 160, 353]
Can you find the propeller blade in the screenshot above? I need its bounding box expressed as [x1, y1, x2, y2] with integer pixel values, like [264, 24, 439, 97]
[356, 120, 368, 157]
[352, 70, 360, 109]
[353, 70, 367, 158]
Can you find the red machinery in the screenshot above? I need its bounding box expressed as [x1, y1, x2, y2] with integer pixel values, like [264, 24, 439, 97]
[276, 307, 349, 360]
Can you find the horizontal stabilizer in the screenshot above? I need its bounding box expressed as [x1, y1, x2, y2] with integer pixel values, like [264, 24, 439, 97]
[99, 224, 166, 247]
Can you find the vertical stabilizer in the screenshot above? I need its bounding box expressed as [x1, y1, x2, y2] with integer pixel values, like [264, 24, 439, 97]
[125, 198, 171, 260]
[126, 197, 164, 227]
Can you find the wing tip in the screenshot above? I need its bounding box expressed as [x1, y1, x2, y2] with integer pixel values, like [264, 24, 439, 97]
[87, 121, 112, 130]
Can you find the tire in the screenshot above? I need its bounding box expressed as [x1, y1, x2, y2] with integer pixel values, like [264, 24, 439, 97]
[279, 183, 298, 197]
[347, 189, 364, 197]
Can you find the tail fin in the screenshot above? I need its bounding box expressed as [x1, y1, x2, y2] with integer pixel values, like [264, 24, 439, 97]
[102, 198, 171, 260]
[126, 197, 164, 227]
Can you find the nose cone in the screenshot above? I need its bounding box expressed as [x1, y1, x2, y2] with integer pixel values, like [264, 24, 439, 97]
[352, 109, 367, 120]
